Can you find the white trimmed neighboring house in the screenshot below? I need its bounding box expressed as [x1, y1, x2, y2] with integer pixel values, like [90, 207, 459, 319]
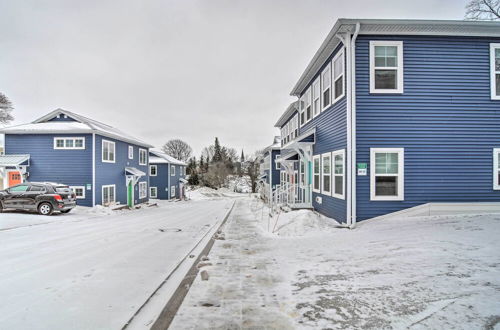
[148, 150, 187, 200]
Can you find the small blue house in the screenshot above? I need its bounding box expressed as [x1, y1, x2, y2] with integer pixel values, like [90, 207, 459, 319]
[258, 136, 281, 202]
[274, 19, 500, 225]
[0, 109, 152, 207]
[149, 150, 187, 200]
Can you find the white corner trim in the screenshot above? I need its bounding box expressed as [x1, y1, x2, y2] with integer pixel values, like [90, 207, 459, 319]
[370, 147, 405, 201]
[92, 133, 95, 206]
[491, 43, 500, 100]
[369, 40, 404, 94]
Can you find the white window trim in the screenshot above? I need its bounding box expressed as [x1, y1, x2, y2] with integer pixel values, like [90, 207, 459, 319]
[494, 148, 500, 190]
[332, 149, 345, 200]
[370, 148, 404, 201]
[150, 186, 157, 198]
[275, 155, 280, 170]
[139, 148, 147, 165]
[321, 153, 332, 196]
[139, 181, 147, 199]
[102, 140, 116, 163]
[171, 185, 176, 198]
[70, 186, 86, 199]
[491, 43, 500, 100]
[369, 41, 404, 94]
[128, 146, 134, 159]
[305, 86, 312, 124]
[149, 165, 157, 176]
[299, 94, 306, 127]
[332, 48, 345, 104]
[312, 154, 321, 193]
[312, 77, 321, 118]
[171, 165, 176, 176]
[321, 63, 331, 111]
[102, 184, 116, 205]
[53, 137, 86, 150]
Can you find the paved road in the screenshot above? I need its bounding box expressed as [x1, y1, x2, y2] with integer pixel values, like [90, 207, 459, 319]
[0, 199, 233, 330]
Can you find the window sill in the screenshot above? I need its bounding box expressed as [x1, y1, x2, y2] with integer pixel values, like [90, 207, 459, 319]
[369, 89, 404, 94]
[332, 194, 345, 200]
[370, 196, 404, 201]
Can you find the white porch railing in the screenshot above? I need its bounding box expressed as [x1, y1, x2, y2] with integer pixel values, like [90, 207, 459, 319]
[271, 183, 312, 214]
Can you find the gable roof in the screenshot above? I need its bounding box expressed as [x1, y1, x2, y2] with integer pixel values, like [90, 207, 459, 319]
[0, 108, 153, 148]
[149, 150, 186, 166]
[274, 101, 299, 128]
[291, 18, 500, 96]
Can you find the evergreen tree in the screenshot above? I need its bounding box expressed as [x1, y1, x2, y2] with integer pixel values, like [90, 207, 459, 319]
[200, 155, 205, 173]
[212, 137, 223, 163]
[240, 150, 245, 163]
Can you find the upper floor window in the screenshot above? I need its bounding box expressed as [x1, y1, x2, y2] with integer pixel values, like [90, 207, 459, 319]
[54, 137, 85, 150]
[321, 64, 331, 110]
[312, 77, 321, 118]
[128, 146, 134, 159]
[299, 94, 306, 126]
[305, 87, 312, 123]
[102, 140, 115, 163]
[171, 165, 176, 176]
[333, 49, 345, 102]
[491, 43, 500, 100]
[370, 148, 404, 201]
[139, 149, 147, 165]
[275, 155, 280, 170]
[149, 165, 157, 176]
[370, 41, 404, 94]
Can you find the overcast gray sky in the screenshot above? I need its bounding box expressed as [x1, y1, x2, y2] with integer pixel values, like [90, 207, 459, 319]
[0, 0, 467, 156]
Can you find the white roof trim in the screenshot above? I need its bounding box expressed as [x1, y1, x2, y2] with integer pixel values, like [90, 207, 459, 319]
[125, 167, 146, 177]
[0, 154, 30, 167]
[149, 150, 187, 166]
[274, 101, 299, 127]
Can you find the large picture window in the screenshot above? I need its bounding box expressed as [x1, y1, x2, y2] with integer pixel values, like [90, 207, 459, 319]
[332, 150, 345, 199]
[102, 140, 115, 163]
[370, 41, 403, 93]
[332, 49, 345, 102]
[321, 153, 331, 195]
[491, 43, 500, 100]
[313, 155, 321, 193]
[494, 148, 500, 190]
[312, 77, 320, 118]
[321, 64, 331, 110]
[370, 148, 404, 201]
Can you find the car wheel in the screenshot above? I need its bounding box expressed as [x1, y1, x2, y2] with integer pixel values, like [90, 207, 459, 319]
[38, 203, 53, 216]
[60, 209, 71, 214]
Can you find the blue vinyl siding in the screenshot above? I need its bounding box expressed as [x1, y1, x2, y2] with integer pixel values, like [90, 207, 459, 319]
[5, 134, 93, 206]
[168, 164, 185, 199]
[94, 135, 149, 206]
[271, 150, 281, 187]
[149, 163, 169, 199]
[355, 35, 500, 220]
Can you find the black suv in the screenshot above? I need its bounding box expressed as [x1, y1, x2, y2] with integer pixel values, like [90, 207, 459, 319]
[0, 182, 77, 215]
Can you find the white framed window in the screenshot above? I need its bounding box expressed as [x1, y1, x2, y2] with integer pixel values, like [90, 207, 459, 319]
[321, 153, 331, 195]
[275, 155, 280, 170]
[491, 43, 500, 100]
[321, 63, 331, 110]
[370, 41, 404, 94]
[299, 93, 306, 127]
[54, 137, 85, 150]
[294, 114, 299, 137]
[139, 181, 147, 199]
[139, 148, 147, 165]
[70, 186, 86, 199]
[493, 148, 500, 190]
[128, 146, 134, 159]
[312, 77, 321, 118]
[305, 86, 312, 123]
[332, 149, 345, 199]
[370, 148, 404, 201]
[313, 155, 321, 193]
[171, 185, 176, 198]
[332, 49, 345, 103]
[171, 165, 176, 176]
[102, 184, 116, 205]
[150, 186, 157, 198]
[149, 165, 157, 176]
[102, 140, 115, 163]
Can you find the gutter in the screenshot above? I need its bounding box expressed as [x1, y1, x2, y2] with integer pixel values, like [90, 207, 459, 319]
[350, 23, 361, 228]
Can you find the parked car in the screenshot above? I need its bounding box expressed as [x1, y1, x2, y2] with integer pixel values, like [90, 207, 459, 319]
[0, 182, 77, 215]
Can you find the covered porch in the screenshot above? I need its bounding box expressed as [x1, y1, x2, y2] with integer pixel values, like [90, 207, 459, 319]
[0, 154, 31, 189]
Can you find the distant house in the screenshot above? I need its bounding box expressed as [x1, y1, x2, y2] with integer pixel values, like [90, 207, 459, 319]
[0, 109, 152, 207]
[273, 19, 500, 225]
[149, 150, 187, 200]
[258, 136, 281, 203]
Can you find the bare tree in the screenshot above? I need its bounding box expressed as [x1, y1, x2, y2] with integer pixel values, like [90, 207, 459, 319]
[0, 93, 14, 125]
[246, 150, 264, 193]
[162, 139, 192, 162]
[465, 0, 500, 20]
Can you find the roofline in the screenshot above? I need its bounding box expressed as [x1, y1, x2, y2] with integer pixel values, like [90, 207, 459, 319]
[290, 18, 500, 96]
[149, 150, 187, 166]
[274, 101, 299, 127]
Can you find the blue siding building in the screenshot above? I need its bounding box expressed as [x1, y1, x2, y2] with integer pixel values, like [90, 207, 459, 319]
[0, 109, 152, 207]
[149, 150, 187, 200]
[258, 136, 281, 202]
[274, 19, 500, 225]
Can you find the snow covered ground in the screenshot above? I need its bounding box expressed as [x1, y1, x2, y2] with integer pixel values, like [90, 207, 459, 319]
[171, 197, 500, 329]
[0, 198, 233, 330]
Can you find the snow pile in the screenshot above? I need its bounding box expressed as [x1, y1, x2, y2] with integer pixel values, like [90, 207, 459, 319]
[227, 176, 251, 193]
[72, 205, 115, 217]
[186, 187, 226, 200]
[269, 209, 341, 237]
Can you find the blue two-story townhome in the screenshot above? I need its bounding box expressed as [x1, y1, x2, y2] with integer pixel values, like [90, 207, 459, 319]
[274, 19, 500, 226]
[149, 150, 187, 200]
[0, 109, 152, 207]
[258, 136, 281, 203]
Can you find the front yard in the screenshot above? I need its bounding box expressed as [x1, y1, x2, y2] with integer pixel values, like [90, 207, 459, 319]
[172, 197, 500, 329]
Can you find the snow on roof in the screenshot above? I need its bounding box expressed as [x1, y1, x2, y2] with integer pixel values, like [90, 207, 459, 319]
[0, 109, 153, 148]
[0, 154, 30, 166]
[149, 150, 186, 166]
[149, 155, 169, 164]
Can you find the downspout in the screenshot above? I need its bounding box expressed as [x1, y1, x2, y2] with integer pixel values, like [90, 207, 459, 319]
[269, 151, 272, 205]
[92, 133, 96, 207]
[167, 162, 171, 199]
[350, 23, 361, 228]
